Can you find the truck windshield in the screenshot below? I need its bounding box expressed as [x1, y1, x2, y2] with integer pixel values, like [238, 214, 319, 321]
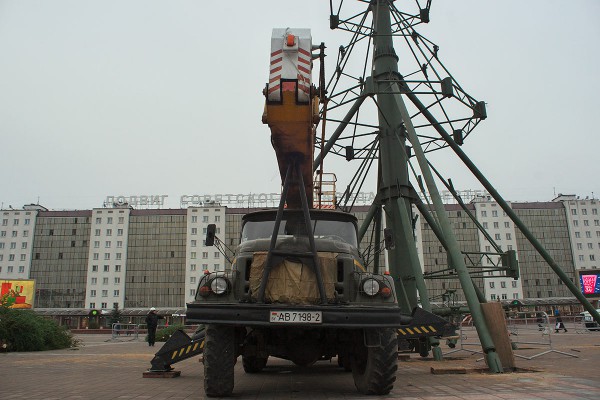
[241, 218, 358, 247]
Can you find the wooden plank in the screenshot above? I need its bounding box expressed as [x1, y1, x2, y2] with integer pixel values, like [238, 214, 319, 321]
[480, 302, 516, 371]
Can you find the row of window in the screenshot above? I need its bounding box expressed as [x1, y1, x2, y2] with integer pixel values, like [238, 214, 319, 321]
[574, 231, 600, 238]
[190, 252, 220, 259]
[490, 293, 519, 300]
[95, 216, 125, 224]
[89, 289, 120, 297]
[94, 228, 124, 236]
[94, 241, 124, 248]
[1, 218, 31, 226]
[572, 219, 600, 227]
[0, 230, 30, 238]
[575, 242, 600, 250]
[0, 242, 28, 249]
[190, 215, 221, 223]
[190, 227, 220, 235]
[189, 263, 221, 271]
[577, 254, 596, 262]
[489, 281, 518, 289]
[91, 253, 123, 260]
[89, 302, 117, 309]
[480, 210, 503, 217]
[91, 265, 122, 272]
[0, 265, 26, 273]
[0, 253, 27, 261]
[571, 208, 599, 216]
[482, 222, 512, 229]
[90, 277, 121, 285]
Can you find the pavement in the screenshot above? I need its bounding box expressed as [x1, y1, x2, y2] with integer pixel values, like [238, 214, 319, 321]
[0, 328, 599, 400]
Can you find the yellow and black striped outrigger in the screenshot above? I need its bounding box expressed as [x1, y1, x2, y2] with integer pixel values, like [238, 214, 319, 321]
[149, 328, 206, 372]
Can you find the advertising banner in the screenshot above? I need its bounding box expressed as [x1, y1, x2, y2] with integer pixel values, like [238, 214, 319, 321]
[579, 272, 600, 297]
[1, 279, 35, 309]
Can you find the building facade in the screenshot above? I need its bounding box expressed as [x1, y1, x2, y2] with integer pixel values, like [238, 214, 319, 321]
[1, 195, 598, 312]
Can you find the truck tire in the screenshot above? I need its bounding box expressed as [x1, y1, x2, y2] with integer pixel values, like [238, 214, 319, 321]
[351, 328, 397, 395]
[204, 324, 235, 397]
[242, 355, 268, 373]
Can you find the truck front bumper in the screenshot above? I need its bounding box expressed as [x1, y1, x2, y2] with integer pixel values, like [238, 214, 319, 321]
[185, 302, 412, 328]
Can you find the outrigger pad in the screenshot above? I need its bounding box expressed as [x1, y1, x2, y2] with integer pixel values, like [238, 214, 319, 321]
[397, 307, 456, 338]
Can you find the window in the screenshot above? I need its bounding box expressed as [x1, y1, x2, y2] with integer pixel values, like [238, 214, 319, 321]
[214, 252, 220, 258]
[104, 253, 110, 260]
[504, 222, 510, 228]
[23, 230, 28, 237]
[191, 252, 197, 259]
[577, 243, 583, 250]
[1, 219, 7, 226]
[94, 241, 100, 248]
[501, 293, 507, 300]
[214, 264, 220, 271]
[203, 216, 209, 222]
[215, 216, 221, 222]
[101, 302, 107, 309]
[586, 231, 592, 238]
[58, 252, 63, 259]
[71, 240, 76, 248]
[191, 240, 197, 247]
[106, 229, 112, 236]
[90, 302, 96, 309]
[117, 241, 123, 248]
[93, 253, 99, 260]
[591, 255, 596, 261]
[489, 282, 495, 288]
[13, 219, 19, 225]
[95, 229, 100, 236]
[7, 266, 13, 273]
[203, 228, 207, 234]
[495, 234, 501, 240]
[96, 217, 102, 224]
[92, 265, 98, 272]
[9, 254, 15, 261]
[118, 217, 124, 224]
[11, 231, 17, 237]
[190, 289, 196, 296]
[202, 263, 208, 270]
[492, 210, 498, 217]
[24, 219, 30, 225]
[104, 265, 110, 272]
[18, 266, 24, 273]
[114, 290, 119, 297]
[190, 277, 196, 284]
[91, 278, 97, 285]
[583, 209, 588, 215]
[115, 265, 121, 272]
[593, 208, 598, 215]
[506, 233, 512, 240]
[103, 277, 109, 285]
[117, 229, 123, 236]
[21, 242, 27, 249]
[202, 252, 208, 259]
[114, 277, 120, 284]
[20, 254, 26, 261]
[49, 229, 54, 236]
[116, 253, 121, 260]
[501, 281, 506, 288]
[507, 245, 513, 250]
[575, 232, 581, 238]
[573, 220, 579, 226]
[571, 209, 577, 215]
[588, 243, 593, 249]
[91, 290, 97, 297]
[595, 220, 600, 226]
[190, 264, 196, 271]
[107, 217, 113, 224]
[105, 241, 111, 248]
[102, 290, 108, 297]
[0, 231, 4, 237]
[493, 222, 499, 229]
[579, 255, 585, 261]
[481, 211, 487, 217]
[191, 228, 197, 235]
[0, 243, 4, 249]
[490, 294, 497, 300]
[584, 220, 590, 226]
[191, 216, 198, 223]
[511, 281, 517, 288]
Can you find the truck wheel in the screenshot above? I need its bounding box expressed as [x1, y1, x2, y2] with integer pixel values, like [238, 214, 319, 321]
[242, 355, 268, 373]
[204, 325, 235, 397]
[351, 328, 397, 395]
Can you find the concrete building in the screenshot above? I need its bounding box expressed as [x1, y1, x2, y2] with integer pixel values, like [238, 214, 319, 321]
[0, 207, 39, 280]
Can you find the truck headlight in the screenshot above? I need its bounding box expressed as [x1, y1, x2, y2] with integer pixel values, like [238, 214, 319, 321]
[210, 277, 229, 295]
[361, 278, 380, 296]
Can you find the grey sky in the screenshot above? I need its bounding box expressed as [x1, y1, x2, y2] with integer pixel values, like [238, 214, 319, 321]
[1, 0, 598, 210]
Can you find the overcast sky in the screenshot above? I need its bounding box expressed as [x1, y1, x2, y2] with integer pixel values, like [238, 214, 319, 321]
[1, 0, 598, 210]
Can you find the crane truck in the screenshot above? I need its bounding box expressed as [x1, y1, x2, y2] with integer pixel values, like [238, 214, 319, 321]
[184, 28, 448, 397]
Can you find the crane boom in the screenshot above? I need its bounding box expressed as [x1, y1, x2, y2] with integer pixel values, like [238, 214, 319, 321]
[262, 28, 318, 209]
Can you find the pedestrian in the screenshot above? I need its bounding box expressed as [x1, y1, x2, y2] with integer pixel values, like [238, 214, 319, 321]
[145, 307, 164, 346]
[554, 312, 568, 333]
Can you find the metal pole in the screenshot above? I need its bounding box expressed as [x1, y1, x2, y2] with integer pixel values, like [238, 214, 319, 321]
[392, 83, 503, 372]
[404, 90, 600, 327]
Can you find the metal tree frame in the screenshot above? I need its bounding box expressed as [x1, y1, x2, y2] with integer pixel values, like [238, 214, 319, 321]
[313, 0, 600, 372]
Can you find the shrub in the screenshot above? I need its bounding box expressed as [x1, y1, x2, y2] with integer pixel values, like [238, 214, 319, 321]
[0, 307, 77, 352]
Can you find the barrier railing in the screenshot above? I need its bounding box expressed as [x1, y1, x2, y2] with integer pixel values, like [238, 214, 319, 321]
[111, 323, 141, 340]
[506, 312, 577, 360]
[444, 315, 483, 357]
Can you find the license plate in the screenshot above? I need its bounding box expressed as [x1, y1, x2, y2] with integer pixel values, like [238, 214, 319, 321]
[270, 311, 322, 324]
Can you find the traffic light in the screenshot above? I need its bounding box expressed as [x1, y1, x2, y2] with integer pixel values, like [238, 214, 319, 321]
[89, 309, 99, 318]
[205, 224, 216, 246]
[509, 300, 523, 308]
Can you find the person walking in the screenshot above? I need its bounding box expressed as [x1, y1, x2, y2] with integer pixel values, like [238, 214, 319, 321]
[554, 312, 568, 333]
[145, 307, 163, 346]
